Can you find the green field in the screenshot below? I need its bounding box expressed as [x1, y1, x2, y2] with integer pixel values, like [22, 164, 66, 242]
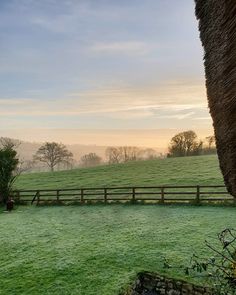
[16, 155, 223, 190]
[0, 155, 234, 294]
[1, 205, 235, 295]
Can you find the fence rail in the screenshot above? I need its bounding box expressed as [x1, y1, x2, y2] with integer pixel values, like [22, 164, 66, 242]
[12, 185, 235, 205]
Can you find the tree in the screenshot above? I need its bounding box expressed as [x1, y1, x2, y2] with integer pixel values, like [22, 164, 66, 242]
[106, 146, 141, 164]
[119, 146, 140, 162]
[201, 135, 216, 155]
[0, 137, 21, 148]
[106, 147, 122, 164]
[0, 143, 19, 204]
[33, 142, 73, 172]
[80, 153, 102, 167]
[205, 135, 216, 149]
[168, 130, 203, 157]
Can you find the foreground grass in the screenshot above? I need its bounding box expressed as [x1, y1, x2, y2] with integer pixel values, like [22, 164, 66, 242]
[0, 205, 235, 295]
[16, 155, 223, 190]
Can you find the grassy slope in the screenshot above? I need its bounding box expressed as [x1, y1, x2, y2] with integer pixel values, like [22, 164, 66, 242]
[16, 155, 224, 190]
[0, 205, 235, 295]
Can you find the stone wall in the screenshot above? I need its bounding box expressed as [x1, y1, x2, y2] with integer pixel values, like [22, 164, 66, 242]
[123, 272, 213, 295]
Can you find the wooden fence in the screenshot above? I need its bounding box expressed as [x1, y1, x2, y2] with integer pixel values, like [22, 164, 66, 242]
[12, 185, 235, 205]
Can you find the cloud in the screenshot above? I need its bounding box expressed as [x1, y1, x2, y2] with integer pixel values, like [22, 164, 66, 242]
[158, 111, 195, 120]
[106, 110, 154, 119]
[0, 99, 206, 119]
[193, 117, 212, 121]
[89, 41, 153, 55]
[0, 80, 208, 118]
[0, 98, 34, 105]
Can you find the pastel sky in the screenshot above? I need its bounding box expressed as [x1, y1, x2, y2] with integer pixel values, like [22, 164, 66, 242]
[0, 0, 213, 147]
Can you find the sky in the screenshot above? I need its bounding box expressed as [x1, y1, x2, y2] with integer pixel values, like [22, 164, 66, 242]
[0, 0, 213, 148]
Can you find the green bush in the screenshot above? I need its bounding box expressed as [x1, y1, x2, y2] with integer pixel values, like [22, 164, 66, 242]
[0, 145, 19, 203]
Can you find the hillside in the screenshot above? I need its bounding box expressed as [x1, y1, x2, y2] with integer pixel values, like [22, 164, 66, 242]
[16, 155, 224, 190]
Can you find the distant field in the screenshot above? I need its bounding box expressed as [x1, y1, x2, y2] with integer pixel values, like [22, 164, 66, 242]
[1, 205, 235, 295]
[16, 155, 224, 190]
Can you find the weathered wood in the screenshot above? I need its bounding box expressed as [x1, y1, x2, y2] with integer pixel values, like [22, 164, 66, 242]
[104, 188, 108, 203]
[161, 187, 165, 204]
[56, 190, 60, 202]
[36, 190, 40, 205]
[81, 189, 84, 203]
[196, 185, 200, 204]
[15, 185, 232, 205]
[132, 188, 136, 201]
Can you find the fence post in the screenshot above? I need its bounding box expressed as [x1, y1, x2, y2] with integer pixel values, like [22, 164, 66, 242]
[56, 190, 60, 202]
[36, 190, 40, 205]
[104, 188, 108, 204]
[16, 190, 20, 202]
[132, 187, 136, 202]
[81, 189, 84, 204]
[161, 187, 165, 204]
[196, 185, 200, 204]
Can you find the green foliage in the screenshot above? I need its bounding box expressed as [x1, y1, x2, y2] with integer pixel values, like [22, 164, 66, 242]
[0, 205, 235, 294]
[164, 229, 236, 295]
[188, 229, 236, 294]
[168, 130, 203, 157]
[16, 155, 223, 190]
[0, 145, 19, 203]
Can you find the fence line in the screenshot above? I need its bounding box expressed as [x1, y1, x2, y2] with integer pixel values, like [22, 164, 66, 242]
[12, 185, 234, 205]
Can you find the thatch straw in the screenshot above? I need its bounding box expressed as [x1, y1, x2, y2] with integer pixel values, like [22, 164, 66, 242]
[195, 0, 236, 196]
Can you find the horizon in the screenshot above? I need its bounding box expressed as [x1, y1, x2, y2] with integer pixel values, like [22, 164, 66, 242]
[1, 128, 213, 151]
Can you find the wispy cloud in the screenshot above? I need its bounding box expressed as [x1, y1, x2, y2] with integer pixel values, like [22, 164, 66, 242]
[158, 111, 195, 120]
[0, 79, 209, 118]
[89, 41, 153, 55]
[193, 117, 212, 121]
[0, 98, 34, 105]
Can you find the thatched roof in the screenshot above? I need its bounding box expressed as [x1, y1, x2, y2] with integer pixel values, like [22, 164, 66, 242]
[195, 0, 236, 196]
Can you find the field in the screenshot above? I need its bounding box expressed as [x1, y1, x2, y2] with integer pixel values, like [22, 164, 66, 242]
[16, 155, 224, 190]
[1, 205, 236, 295]
[1, 155, 232, 294]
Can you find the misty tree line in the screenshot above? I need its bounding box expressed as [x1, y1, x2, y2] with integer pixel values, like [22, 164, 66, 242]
[0, 131, 216, 173]
[32, 145, 160, 170]
[105, 146, 160, 164]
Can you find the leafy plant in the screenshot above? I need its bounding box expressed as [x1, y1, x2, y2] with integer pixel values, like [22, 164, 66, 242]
[163, 229, 236, 295]
[0, 145, 19, 204]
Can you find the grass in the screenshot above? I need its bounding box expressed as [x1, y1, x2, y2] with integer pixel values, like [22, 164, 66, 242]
[0, 205, 235, 295]
[16, 155, 224, 190]
[1, 155, 233, 294]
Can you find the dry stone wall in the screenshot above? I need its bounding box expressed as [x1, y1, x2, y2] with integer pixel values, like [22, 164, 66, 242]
[123, 272, 213, 295]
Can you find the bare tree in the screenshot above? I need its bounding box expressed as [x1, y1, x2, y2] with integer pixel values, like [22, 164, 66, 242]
[106, 146, 143, 163]
[205, 135, 216, 149]
[33, 142, 73, 172]
[106, 147, 122, 164]
[0, 137, 21, 149]
[80, 153, 102, 167]
[118, 146, 140, 162]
